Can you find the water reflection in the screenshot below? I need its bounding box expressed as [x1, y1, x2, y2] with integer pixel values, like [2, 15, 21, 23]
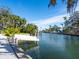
[64, 36, 79, 59]
[27, 33, 79, 59]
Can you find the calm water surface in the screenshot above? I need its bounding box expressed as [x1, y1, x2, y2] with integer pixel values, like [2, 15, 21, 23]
[27, 33, 79, 59]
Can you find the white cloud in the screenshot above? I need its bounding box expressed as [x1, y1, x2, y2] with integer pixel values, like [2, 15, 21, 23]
[30, 14, 69, 30]
[29, 1, 79, 30]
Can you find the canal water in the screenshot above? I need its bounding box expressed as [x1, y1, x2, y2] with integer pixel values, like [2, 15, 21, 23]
[27, 33, 79, 59]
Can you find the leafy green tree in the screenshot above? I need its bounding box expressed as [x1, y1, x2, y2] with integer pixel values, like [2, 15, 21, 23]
[64, 11, 79, 33]
[53, 25, 61, 32]
[42, 25, 60, 33]
[0, 7, 27, 31]
[3, 27, 20, 36]
[0, 7, 38, 37]
[63, 16, 67, 21]
[26, 24, 38, 36]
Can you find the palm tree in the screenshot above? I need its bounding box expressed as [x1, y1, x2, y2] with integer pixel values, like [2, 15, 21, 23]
[49, 25, 52, 32]
[63, 16, 67, 20]
[48, 0, 78, 13]
[26, 24, 38, 36]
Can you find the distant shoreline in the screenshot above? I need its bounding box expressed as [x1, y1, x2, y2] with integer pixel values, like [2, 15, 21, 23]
[41, 32, 79, 36]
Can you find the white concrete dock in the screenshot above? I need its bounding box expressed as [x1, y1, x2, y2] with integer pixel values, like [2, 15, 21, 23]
[14, 34, 39, 41]
[0, 34, 17, 59]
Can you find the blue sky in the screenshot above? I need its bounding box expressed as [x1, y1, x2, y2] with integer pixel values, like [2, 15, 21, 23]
[0, 0, 79, 30]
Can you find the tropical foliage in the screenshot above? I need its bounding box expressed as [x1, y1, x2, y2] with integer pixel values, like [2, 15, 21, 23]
[26, 24, 38, 36]
[64, 11, 79, 34]
[48, 0, 78, 13]
[42, 25, 61, 33]
[0, 8, 38, 36]
[3, 27, 20, 36]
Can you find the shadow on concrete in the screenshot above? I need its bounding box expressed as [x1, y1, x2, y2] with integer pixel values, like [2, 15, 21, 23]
[0, 38, 15, 54]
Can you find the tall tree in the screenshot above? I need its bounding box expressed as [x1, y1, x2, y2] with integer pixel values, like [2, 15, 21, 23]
[26, 24, 38, 36]
[48, 0, 78, 13]
[0, 7, 27, 30]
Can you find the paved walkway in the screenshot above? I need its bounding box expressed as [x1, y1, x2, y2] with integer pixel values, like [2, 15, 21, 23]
[0, 35, 17, 59]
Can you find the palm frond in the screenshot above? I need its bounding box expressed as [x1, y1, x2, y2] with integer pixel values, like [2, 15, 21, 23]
[48, 0, 78, 13]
